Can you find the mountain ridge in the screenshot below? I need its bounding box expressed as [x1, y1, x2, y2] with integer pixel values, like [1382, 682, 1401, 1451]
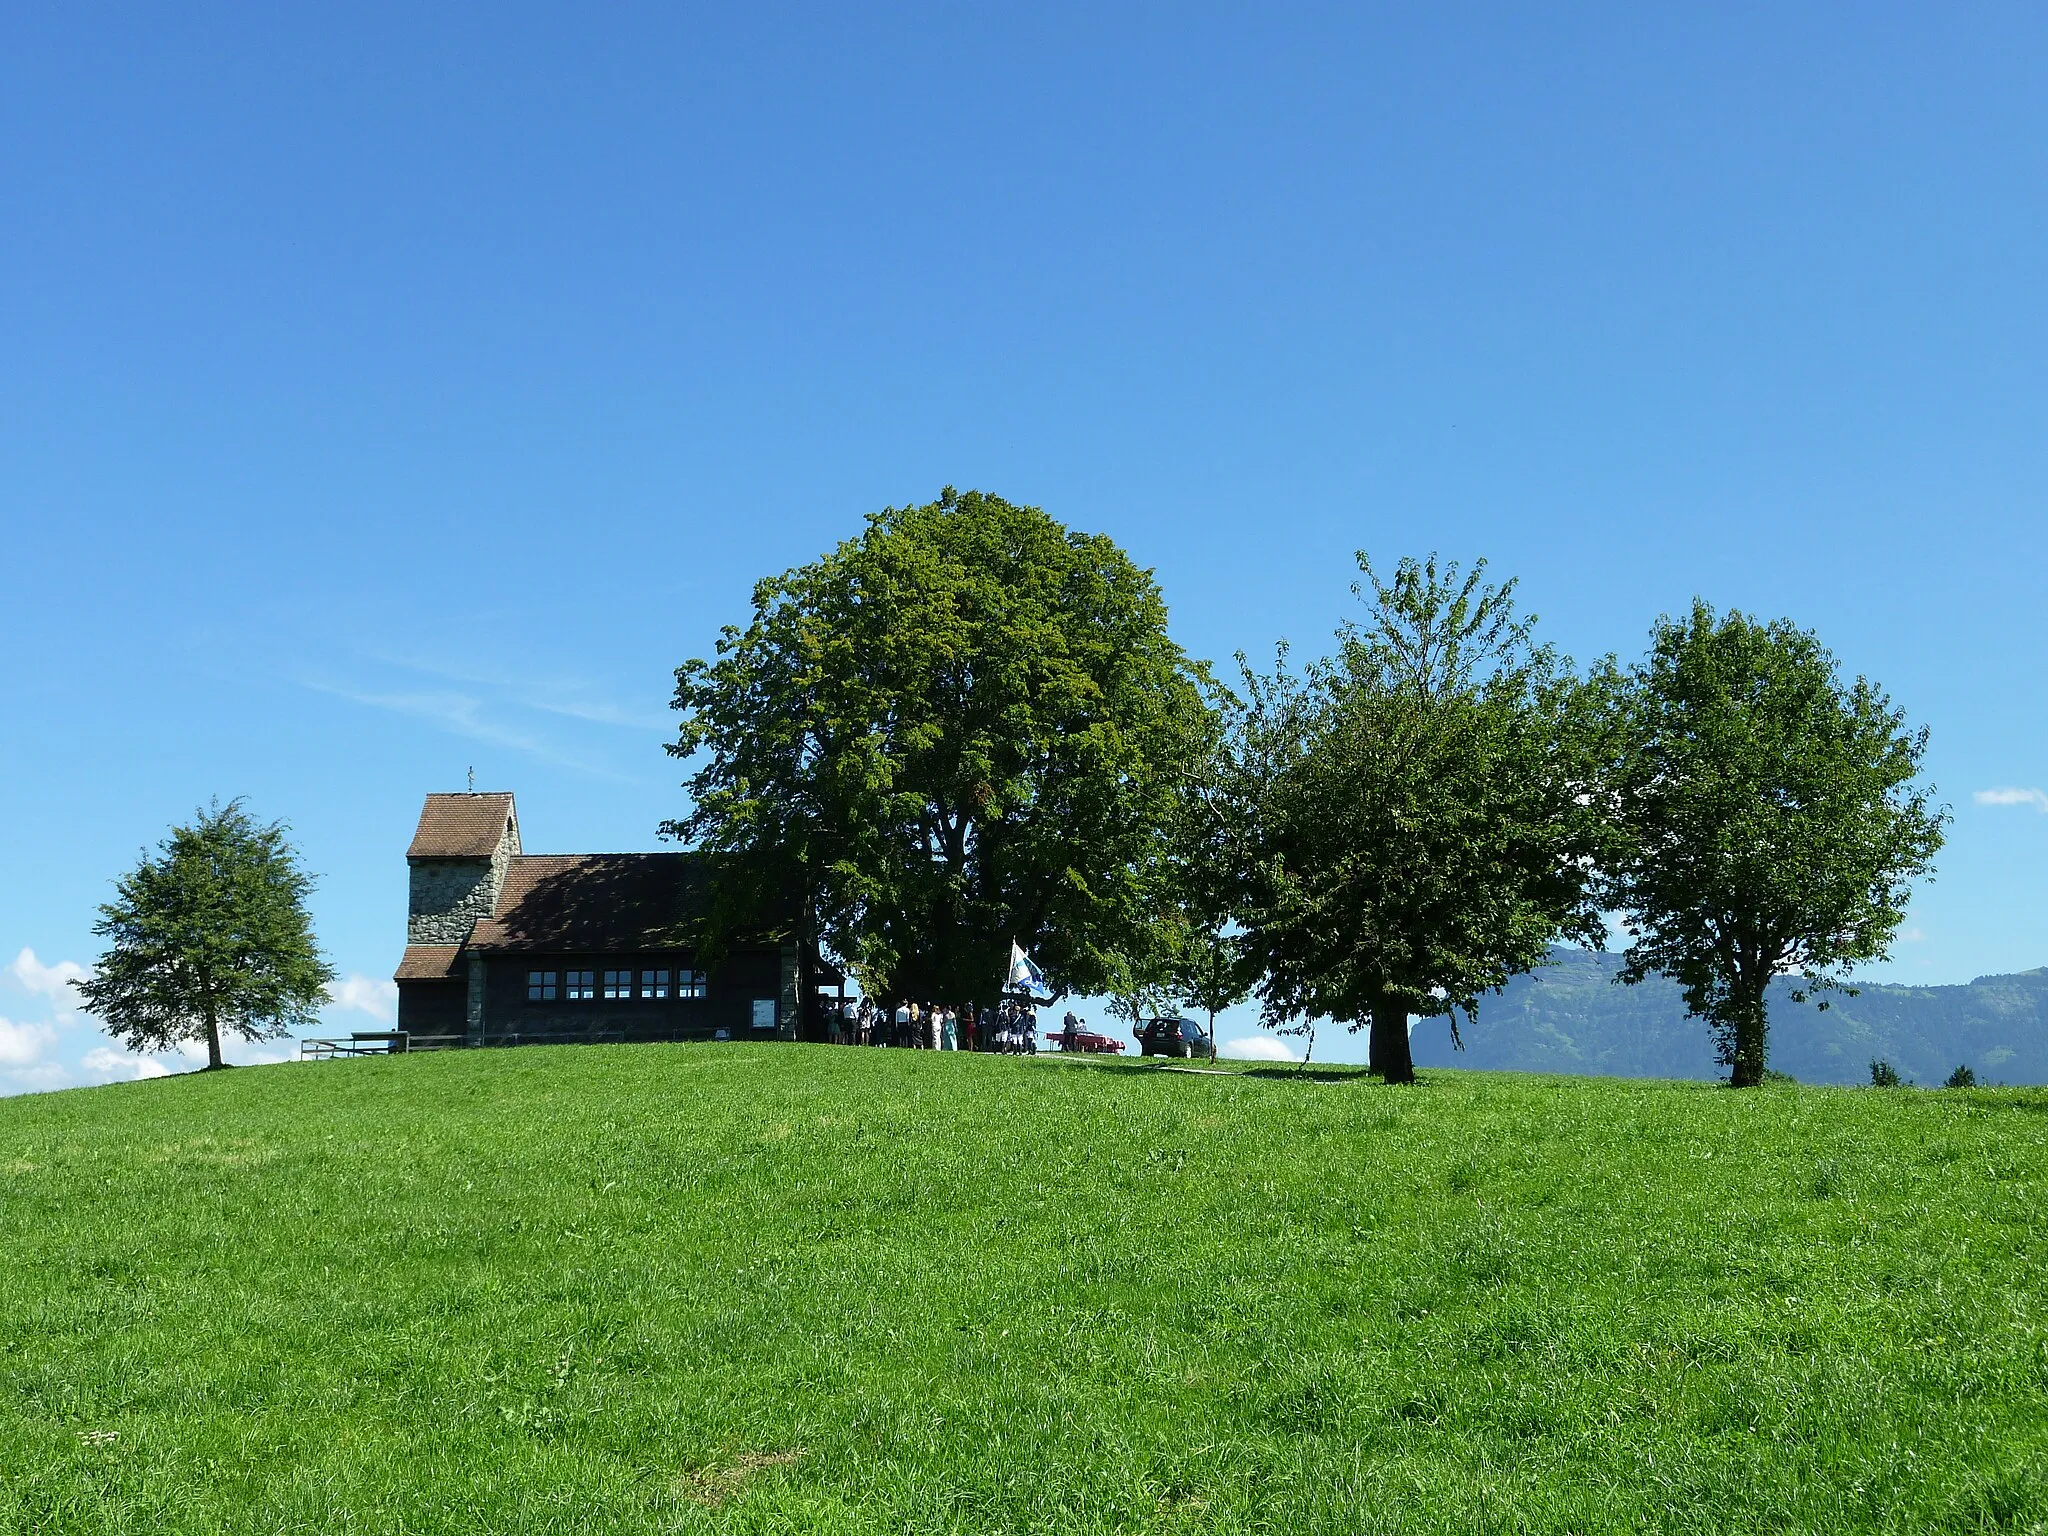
[1406, 948, 2048, 1085]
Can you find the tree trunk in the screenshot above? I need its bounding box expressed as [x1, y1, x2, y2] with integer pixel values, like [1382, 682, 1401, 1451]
[1727, 979, 1769, 1088]
[796, 889, 819, 1042]
[203, 993, 224, 1071]
[1368, 994, 1414, 1084]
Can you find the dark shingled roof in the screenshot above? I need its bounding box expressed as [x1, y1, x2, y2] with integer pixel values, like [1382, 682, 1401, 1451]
[407, 793, 516, 859]
[467, 854, 713, 953]
[394, 944, 464, 981]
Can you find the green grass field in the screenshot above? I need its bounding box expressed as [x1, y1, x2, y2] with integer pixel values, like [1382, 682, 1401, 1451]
[3, 1046, 2046, 1534]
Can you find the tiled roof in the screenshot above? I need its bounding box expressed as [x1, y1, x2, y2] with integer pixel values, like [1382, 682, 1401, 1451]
[466, 854, 716, 953]
[407, 793, 516, 859]
[394, 944, 463, 981]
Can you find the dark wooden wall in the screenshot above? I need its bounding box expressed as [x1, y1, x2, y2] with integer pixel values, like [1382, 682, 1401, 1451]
[475, 948, 785, 1045]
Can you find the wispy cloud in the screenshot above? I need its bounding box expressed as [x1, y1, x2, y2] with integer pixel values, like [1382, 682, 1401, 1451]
[327, 974, 397, 1022]
[297, 680, 633, 780]
[303, 682, 546, 752]
[1975, 787, 2048, 812]
[524, 694, 671, 731]
[348, 649, 673, 730]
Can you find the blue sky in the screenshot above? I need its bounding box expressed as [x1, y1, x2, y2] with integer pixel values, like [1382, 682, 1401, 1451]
[4, 3, 2045, 1087]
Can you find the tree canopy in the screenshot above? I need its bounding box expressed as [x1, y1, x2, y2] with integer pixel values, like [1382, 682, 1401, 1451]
[75, 801, 334, 1070]
[665, 488, 1213, 1007]
[1229, 555, 1607, 1081]
[1598, 601, 1947, 1086]
[1159, 709, 1257, 1033]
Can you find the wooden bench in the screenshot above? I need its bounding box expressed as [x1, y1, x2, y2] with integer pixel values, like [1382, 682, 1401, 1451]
[300, 1032, 410, 1060]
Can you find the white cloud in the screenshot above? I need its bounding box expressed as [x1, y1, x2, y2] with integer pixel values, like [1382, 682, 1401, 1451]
[1220, 1034, 1301, 1063]
[1974, 787, 2048, 812]
[0, 1016, 57, 1068]
[9, 948, 89, 1015]
[1897, 927, 1927, 943]
[80, 1047, 171, 1081]
[327, 974, 397, 1022]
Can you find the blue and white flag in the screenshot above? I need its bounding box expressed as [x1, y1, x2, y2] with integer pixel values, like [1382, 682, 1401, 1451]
[1006, 941, 1053, 999]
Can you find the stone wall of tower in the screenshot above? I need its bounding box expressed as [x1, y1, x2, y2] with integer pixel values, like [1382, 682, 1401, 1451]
[407, 810, 521, 945]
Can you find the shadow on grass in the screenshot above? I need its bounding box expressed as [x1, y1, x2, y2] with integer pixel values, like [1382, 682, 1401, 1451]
[1233, 1064, 1380, 1084]
[1026, 1055, 1170, 1079]
[1032, 1055, 1381, 1085]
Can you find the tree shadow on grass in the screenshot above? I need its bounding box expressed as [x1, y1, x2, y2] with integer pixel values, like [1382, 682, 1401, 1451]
[1025, 1055, 1168, 1079]
[1232, 1064, 1380, 1084]
[1031, 1055, 1380, 1085]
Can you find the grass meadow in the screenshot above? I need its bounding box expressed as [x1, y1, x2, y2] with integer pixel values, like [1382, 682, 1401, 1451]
[2, 1044, 2045, 1534]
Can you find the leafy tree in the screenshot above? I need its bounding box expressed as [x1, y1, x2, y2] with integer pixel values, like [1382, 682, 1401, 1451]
[1162, 716, 1255, 1037]
[1101, 939, 1183, 1041]
[1172, 918, 1251, 1040]
[665, 488, 1213, 1010]
[1599, 602, 1947, 1088]
[75, 802, 335, 1070]
[1231, 555, 1606, 1082]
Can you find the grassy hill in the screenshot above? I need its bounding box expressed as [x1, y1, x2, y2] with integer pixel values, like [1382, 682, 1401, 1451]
[1410, 948, 2048, 1086]
[4, 1045, 2046, 1534]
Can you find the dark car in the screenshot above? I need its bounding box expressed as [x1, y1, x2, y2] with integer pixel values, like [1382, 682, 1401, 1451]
[1138, 1016, 1216, 1060]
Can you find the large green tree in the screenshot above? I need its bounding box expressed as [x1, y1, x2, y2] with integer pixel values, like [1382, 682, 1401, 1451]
[1231, 555, 1606, 1082]
[75, 802, 335, 1070]
[1161, 710, 1256, 1036]
[1598, 602, 1947, 1087]
[665, 488, 1213, 1009]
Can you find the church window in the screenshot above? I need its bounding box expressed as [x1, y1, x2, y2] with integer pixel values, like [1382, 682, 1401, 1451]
[526, 970, 557, 1001]
[566, 970, 595, 1001]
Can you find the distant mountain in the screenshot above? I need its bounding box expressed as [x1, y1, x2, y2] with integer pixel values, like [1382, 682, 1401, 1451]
[1406, 948, 2048, 1086]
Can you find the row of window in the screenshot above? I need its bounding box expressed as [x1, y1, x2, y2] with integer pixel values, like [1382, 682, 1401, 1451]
[526, 968, 708, 1003]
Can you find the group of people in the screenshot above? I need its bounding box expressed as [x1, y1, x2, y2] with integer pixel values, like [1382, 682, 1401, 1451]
[826, 997, 1044, 1053]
